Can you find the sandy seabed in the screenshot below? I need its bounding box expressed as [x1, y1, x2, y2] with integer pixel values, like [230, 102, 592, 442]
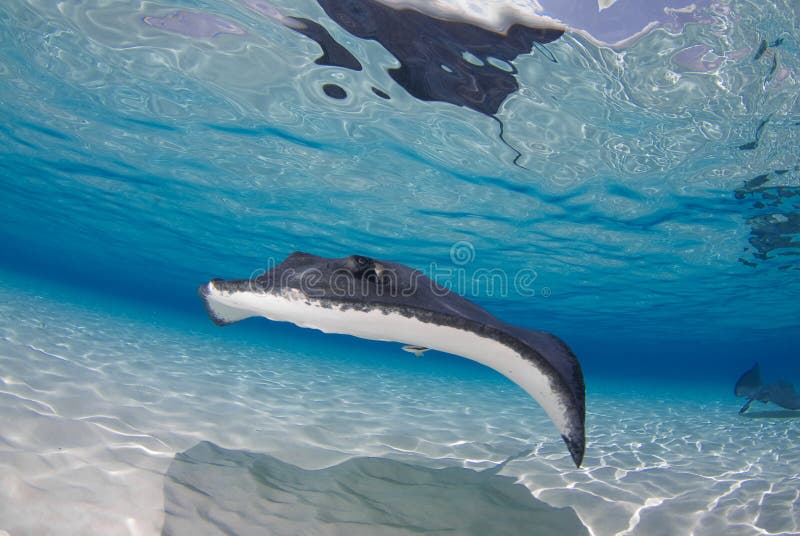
[0, 280, 798, 536]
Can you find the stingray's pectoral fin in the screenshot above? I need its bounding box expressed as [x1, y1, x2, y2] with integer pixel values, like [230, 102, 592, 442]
[402, 345, 429, 357]
[739, 398, 754, 414]
[198, 280, 257, 326]
[735, 363, 762, 398]
[502, 328, 586, 468]
[562, 432, 585, 468]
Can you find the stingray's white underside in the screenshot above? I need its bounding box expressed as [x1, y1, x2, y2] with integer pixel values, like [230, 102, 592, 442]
[203, 282, 570, 439]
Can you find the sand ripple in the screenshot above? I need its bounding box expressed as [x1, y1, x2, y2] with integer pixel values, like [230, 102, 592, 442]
[0, 282, 798, 535]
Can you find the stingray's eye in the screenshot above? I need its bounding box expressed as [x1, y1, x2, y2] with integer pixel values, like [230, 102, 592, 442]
[345, 255, 374, 277]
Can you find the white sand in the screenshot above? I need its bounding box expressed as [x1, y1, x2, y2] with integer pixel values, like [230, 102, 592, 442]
[0, 279, 798, 535]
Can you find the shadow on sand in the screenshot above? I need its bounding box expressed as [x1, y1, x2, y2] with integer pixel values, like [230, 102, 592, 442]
[741, 409, 800, 419]
[161, 441, 587, 535]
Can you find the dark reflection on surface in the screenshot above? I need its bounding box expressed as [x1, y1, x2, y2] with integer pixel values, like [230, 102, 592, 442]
[322, 83, 348, 99]
[286, 16, 363, 71]
[161, 441, 588, 535]
[734, 168, 800, 267]
[314, 0, 563, 116]
[371, 86, 390, 99]
[245, 0, 563, 166]
[738, 117, 769, 151]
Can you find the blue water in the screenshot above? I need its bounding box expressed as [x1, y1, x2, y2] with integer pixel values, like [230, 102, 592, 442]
[2, 1, 800, 534]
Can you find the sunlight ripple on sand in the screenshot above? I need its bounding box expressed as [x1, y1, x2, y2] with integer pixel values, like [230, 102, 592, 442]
[0, 285, 798, 535]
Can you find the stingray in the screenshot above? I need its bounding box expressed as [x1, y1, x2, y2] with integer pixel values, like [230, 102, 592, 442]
[199, 252, 585, 467]
[734, 363, 800, 414]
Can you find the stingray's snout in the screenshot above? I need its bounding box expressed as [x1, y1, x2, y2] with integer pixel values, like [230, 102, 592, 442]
[200, 278, 229, 297]
[198, 280, 214, 298]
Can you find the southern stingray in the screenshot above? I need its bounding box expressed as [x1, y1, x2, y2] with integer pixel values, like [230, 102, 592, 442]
[735, 363, 800, 414]
[199, 252, 586, 467]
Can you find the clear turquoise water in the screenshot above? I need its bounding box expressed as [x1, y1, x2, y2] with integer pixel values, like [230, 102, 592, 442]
[1, 1, 800, 534]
